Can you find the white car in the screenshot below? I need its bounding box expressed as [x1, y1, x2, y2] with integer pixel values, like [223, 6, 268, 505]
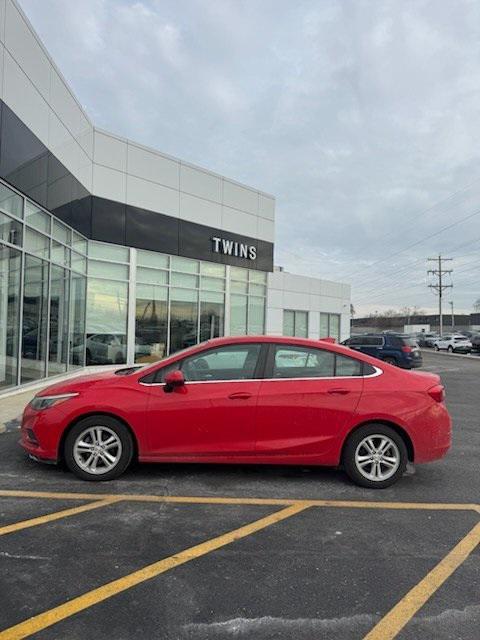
[433, 334, 472, 353]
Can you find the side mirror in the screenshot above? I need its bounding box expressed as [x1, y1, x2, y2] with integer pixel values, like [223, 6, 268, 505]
[164, 370, 185, 393]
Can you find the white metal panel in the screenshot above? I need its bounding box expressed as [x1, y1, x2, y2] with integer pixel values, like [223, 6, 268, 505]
[257, 217, 275, 243]
[126, 174, 179, 216]
[180, 164, 222, 203]
[4, 0, 51, 100]
[92, 164, 126, 202]
[222, 205, 257, 237]
[223, 180, 258, 215]
[127, 143, 179, 190]
[259, 194, 275, 221]
[179, 192, 222, 228]
[50, 69, 92, 145]
[94, 130, 127, 172]
[3, 50, 49, 144]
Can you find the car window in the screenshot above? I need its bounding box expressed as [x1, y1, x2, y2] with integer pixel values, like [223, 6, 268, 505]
[347, 337, 362, 346]
[335, 354, 363, 376]
[181, 344, 262, 381]
[273, 346, 335, 378]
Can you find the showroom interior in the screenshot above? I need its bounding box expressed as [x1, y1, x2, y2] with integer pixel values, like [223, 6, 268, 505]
[0, 0, 351, 393]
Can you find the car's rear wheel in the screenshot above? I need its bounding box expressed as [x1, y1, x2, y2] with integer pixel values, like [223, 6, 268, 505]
[64, 416, 133, 481]
[447, 345, 453, 353]
[343, 424, 408, 489]
[434, 345, 439, 351]
[383, 357, 397, 365]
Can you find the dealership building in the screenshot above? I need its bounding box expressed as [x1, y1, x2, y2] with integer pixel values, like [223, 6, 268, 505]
[0, 0, 351, 393]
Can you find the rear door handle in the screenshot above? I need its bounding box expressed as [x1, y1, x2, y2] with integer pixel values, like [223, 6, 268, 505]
[327, 388, 350, 395]
[228, 392, 252, 400]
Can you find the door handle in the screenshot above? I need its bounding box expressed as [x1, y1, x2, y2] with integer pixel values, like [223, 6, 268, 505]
[228, 392, 252, 400]
[327, 388, 350, 395]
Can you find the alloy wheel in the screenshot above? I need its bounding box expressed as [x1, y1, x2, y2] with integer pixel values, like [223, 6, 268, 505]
[73, 426, 123, 475]
[354, 434, 400, 482]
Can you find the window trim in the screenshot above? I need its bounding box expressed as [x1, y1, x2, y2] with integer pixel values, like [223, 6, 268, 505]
[139, 342, 269, 385]
[264, 343, 382, 380]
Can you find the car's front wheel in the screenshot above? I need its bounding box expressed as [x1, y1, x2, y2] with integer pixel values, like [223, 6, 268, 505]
[343, 424, 408, 489]
[434, 345, 439, 351]
[447, 345, 454, 353]
[64, 415, 134, 481]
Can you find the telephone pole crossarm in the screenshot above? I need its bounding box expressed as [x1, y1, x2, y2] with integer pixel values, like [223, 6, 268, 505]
[427, 255, 453, 336]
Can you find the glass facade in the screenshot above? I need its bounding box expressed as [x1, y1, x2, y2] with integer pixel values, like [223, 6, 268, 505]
[0, 180, 88, 390]
[283, 309, 309, 337]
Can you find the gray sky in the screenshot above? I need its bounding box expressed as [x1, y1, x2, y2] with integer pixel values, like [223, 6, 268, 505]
[20, 0, 480, 316]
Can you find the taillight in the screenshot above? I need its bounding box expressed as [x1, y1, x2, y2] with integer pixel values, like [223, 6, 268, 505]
[402, 346, 413, 353]
[428, 384, 445, 403]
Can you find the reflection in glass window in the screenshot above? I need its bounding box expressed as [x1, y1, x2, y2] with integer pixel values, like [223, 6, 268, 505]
[51, 241, 70, 266]
[0, 212, 22, 246]
[0, 183, 23, 218]
[21, 256, 48, 383]
[136, 267, 168, 285]
[25, 201, 50, 233]
[320, 313, 341, 341]
[200, 291, 224, 342]
[230, 294, 247, 335]
[25, 228, 49, 260]
[182, 344, 261, 381]
[69, 274, 86, 367]
[53, 219, 70, 245]
[335, 354, 362, 376]
[135, 284, 168, 363]
[89, 241, 129, 262]
[137, 249, 168, 269]
[88, 260, 128, 279]
[85, 279, 127, 365]
[48, 266, 69, 376]
[171, 256, 199, 274]
[273, 346, 335, 378]
[0, 245, 21, 389]
[169, 288, 198, 354]
[171, 272, 198, 288]
[283, 310, 308, 337]
[247, 296, 265, 334]
[200, 262, 225, 277]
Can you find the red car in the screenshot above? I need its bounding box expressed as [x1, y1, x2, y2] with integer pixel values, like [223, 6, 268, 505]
[20, 336, 451, 488]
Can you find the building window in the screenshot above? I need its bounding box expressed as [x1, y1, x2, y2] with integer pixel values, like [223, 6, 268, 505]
[85, 279, 128, 365]
[283, 310, 308, 338]
[21, 256, 49, 383]
[320, 313, 341, 341]
[135, 284, 168, 363]
[229, 267, 266, 336]
[0, 245, 21, 389]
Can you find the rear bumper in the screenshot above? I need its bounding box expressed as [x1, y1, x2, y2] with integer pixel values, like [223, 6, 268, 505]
[413, 404, 452, 463]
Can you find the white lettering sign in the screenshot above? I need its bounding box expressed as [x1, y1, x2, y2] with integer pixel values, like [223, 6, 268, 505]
[211, 237, 257, 260]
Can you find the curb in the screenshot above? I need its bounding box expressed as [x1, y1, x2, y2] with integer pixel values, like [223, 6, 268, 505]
[420, 349, 480, 361]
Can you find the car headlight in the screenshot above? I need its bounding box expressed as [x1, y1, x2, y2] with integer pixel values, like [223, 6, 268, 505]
[30, 393, 79, 411]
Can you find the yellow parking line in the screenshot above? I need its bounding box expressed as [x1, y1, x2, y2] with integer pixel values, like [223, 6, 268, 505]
[0, 502, 308, 640]
[0, 489, 478, 512]
[0, 490, 474, 510]
[0, 498, 121, 537]
[363, 520, 480, 640]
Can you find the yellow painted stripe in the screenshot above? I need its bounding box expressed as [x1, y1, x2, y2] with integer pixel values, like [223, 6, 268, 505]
[0, 502, 308, 640]
[363, 520, 480, 640]
[0, 489, 477, 512]
[0, 499, 120, 537]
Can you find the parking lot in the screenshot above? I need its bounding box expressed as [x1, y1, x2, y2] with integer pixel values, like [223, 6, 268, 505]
[0, 350, 479, 640]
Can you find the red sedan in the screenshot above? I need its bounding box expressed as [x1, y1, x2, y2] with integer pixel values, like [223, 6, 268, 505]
[20, 336, 451, 488]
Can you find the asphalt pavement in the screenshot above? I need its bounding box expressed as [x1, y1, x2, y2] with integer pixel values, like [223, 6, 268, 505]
[0, 350, 478, 640]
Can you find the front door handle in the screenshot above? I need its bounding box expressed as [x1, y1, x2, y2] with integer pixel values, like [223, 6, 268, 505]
[228, 392, 252, 400]
[327, 388, 350, 395]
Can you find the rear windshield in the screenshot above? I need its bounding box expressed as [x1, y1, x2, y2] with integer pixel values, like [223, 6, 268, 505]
[401, 337, 418, 347]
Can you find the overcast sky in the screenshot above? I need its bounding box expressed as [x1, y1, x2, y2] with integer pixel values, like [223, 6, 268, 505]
[20, 0, 480, 316]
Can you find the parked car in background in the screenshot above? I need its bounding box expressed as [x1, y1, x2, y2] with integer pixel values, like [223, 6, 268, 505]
[433, 334, 472, 353]
[471, 334, 480, 353]
[21, 335, 451, 488]
[416, 332, 439, 348]
[341, 333, 422, 369]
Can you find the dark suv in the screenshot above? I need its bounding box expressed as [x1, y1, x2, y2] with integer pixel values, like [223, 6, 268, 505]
[342, 333, 423, 369]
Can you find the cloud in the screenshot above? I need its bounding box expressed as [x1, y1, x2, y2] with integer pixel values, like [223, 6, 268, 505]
[19, 0, 480, 314]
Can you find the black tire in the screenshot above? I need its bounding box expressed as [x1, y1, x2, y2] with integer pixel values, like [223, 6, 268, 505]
[434, 345, 439, 351]
[343, 424, 408, 489]
[64, 415, 134, 481]
[448, 346, 453, 353]
[383, 357, 397, 366]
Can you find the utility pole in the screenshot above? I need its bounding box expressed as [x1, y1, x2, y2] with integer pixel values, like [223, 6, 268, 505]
[449, 301, 454, 329]
[428, 255, 453, 336]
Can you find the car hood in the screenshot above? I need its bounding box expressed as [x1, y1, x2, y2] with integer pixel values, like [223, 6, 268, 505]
[36, 369, 127, 396]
